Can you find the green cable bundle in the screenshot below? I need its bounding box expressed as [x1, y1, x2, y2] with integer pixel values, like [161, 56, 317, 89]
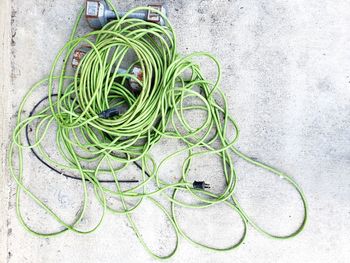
[8, 3, 307, 259]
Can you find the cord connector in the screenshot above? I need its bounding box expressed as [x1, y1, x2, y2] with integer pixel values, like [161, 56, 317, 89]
[129, 65, 143, 92]
[72, 46, 91, 69]
[193, 181, 210, 190]
[98, 105, 128, 118]
[85, 1, 167, 29]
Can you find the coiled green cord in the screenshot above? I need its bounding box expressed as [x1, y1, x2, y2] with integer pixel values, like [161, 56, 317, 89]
[8, 3, 307, 259]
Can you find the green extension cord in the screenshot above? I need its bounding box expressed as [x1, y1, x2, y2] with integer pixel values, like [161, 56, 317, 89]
[8, 3, 307, 259]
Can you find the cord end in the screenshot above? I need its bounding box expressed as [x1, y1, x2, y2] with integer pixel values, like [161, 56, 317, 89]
[99, 106, 128, 119]
[193, 181, 210, 190]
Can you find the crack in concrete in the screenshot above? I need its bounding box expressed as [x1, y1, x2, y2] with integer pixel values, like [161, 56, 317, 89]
[10, 6, 17, 85]
[7, 2, 16, 263]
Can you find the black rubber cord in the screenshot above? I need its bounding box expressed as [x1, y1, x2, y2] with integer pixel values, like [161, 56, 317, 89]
[25, 94, 140, 183]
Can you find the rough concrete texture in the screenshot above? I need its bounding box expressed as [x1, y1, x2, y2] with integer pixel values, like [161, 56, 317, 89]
[1, 0, 350, 262]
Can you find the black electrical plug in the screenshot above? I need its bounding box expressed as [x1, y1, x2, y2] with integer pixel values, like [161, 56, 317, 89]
[99, 105, 128, 119]
[193, 181, 210, 190]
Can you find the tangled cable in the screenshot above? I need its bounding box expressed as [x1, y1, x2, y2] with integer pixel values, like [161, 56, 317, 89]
[8, 3, 307, 260]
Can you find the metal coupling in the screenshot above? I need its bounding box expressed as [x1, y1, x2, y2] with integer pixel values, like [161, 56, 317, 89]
[85, 0, 167, 29]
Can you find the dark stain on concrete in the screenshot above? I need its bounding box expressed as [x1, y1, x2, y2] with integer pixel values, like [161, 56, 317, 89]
[317, 78, 332, 92]
[7, 251, 12, 261]
[10, 10, 16, 46]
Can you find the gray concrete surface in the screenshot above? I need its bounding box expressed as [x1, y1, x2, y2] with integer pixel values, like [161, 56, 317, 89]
[1, 0, 350, 262]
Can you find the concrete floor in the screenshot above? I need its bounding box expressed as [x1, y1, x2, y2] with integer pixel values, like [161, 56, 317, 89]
[1, 0, 350, 262]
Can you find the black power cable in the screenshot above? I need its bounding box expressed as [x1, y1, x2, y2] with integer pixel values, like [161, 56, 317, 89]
[25, 94, 141, 183]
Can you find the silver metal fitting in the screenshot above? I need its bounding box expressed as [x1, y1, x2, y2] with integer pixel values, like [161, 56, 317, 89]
[85, 0, 167, 29]
[129, 65, 143, 92]
[85, 0, 115, 29]
[72, 46, 91, 69]
[147, 5, 166, 25]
